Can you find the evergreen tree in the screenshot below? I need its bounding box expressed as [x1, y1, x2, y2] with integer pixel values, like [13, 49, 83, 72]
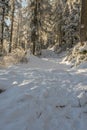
[80, 0, 87, 43]
[0, 0, 9, 54]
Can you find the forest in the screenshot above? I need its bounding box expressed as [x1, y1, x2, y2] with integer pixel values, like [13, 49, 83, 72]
[0, 0, 87, 130]
[0, 0, 87, 65]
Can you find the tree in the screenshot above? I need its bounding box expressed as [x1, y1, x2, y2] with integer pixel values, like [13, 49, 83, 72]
[29, 0, 41, 55]
[0, 0, 9, 53]
[80, 0, 87, 43]
[29, 0, 52, 55]
[53, 0, 80, 52]
[9, 0, 23, 52]
[9, 0, 15, 53]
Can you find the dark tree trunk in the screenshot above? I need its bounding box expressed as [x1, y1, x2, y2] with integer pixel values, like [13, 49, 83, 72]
[80, 0, 87, 42]
[31, 0, 41, 55]
[1, 3, 5, 52]
[9, 0, 15, 53]
[32, 0, 38, 55]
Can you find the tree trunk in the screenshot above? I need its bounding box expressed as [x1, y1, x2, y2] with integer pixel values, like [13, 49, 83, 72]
[1, 3, 5, 53]
[32, 0, 38, 55]
[9, 0, 15, 53]
[80, 0, 87, 42]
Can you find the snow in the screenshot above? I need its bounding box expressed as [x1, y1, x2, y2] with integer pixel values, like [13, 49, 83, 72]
[0, 50, 87, 130]
[79, 42, 87, 53]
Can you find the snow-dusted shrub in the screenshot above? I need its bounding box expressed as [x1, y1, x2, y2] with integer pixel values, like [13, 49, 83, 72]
[64, 42, 87, 66]
[0, 47, 28, 67]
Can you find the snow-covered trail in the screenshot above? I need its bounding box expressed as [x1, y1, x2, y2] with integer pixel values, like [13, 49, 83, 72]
[0, 50, 87, 130]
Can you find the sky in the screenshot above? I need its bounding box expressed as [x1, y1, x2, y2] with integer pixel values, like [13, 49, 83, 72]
[22, 0, 27, 7]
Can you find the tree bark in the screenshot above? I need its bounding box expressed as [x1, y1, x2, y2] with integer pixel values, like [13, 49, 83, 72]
[9, 0, 15, 53]
[80, 0, 87, 42]
[1, 2, 5, 52]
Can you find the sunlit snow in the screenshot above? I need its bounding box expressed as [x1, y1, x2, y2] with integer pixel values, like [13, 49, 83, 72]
[0, 50, 87, 130]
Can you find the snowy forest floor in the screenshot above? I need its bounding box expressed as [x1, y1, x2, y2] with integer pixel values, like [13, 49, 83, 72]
[0, 49, 87, 130]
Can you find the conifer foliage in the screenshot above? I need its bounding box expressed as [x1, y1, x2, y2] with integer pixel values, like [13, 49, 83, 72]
[0, 0, 87, 58]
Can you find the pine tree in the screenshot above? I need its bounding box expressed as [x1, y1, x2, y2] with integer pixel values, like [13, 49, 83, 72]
[80, 0, 87, 43]
[9, 0, 15, 53]
[0, 0, 9, 54]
